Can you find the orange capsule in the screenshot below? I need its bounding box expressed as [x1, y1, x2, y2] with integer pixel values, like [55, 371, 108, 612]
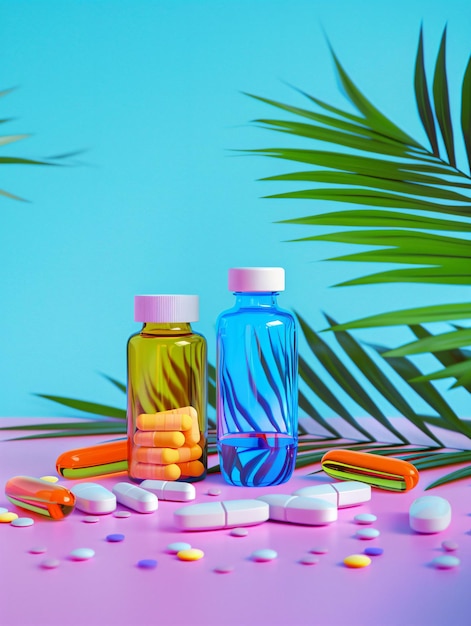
[5, 476, 76, 520]
[321, 449, 419, 492]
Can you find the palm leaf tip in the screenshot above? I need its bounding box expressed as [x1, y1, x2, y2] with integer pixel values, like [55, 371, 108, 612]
[433, 26, 456, 168]
[414, 25, 439, 156]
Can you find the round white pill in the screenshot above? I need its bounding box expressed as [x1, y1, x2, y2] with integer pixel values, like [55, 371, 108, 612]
[356, 528, 380, 540]
[432, 555, 460, 569]
[441, 540, 458, 552]
[252, 549, 277, 562]
[82, 516, 100, 524]
[0, 507, 8, 514]
[309, 547, 328, 554]
[69, 548, 95, 561]
[354, 513, 377, 525]
[29, 546, 47, 554]
[208, 488, 222, 496]
[11, 517, 34, 527]
[114, 511, 131, 518]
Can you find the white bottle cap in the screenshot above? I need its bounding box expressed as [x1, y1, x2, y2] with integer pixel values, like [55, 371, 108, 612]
[134, 295, 199, 322]
[228, 267, 285, 292]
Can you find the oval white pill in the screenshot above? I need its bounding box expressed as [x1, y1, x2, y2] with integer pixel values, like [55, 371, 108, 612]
[299, 555, 320, 565]
[112, 482, 158, 513]
[356, 528, 380, 540]
[252, 549, 277, 562]
[69, 548, 95, 561]
[208, 488, 222, 496]
[214, 564, 235, 574]
[442, 540, 459, 552]
[40, 558, 60, 569]
[354, 513, 377, 525]
[0, 507, 8, 514]
[114, 511, 131, 518]
[70, 483, 116, 515]
[230, 528, 249, 537]
[82, 516, 100, 524]
[29, 546, 47, 554]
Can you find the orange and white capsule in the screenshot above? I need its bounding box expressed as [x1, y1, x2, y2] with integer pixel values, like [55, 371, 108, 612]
[133, 430, 185, 448]
[136, 445, 202, 465]
[130, 461, 181, 481]
[136, 406, 196, 431]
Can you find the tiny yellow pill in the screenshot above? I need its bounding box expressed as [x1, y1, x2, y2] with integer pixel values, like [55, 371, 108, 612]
[40, 476, 59, 483]
[0, 512, 19, 523]
[177, 548, 204, 561]
[343, 554, 371, 568]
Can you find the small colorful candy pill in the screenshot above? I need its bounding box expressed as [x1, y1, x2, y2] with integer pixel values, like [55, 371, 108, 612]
[69, 548, 95, 561]
[0, 512, 19, 523]
[364, 547, 383, 557]
[214, 564, 234, 574]
[137, 559, 158, 569]
[167, 542, 192, 554]
[354, 513, 377, 525]
[356, 528, 380, 540]
[208, 488, 221, 496]
[309, 547, 328, 554]
[82, 516, 100, 523]
[344, 554, 371, 568]
[441, 540, 458, 552]
[299, 555, 320, 565]
[431, 555, 460, 569]
[177, 548, 204, 561]
[230, 528, 249, 537]
[11, 517, 34, 527]
[40, 558, 60, 569]
[29, 546, 47, 554]
[106, 534, 125, 543]
[70, 483, 116, 515]
[112, 482, 158, 513]
[40, 476, 59, 483]
[251, 549, 277, 562]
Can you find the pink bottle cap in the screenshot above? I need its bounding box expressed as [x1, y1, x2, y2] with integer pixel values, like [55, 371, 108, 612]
[134, 295, 199, 322]
[228, 267, 285, 292]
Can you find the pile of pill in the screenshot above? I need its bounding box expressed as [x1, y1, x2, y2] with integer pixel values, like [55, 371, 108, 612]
[131, 407, 204, 481]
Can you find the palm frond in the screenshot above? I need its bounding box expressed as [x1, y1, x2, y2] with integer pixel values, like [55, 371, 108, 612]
[246, 26, 471, 389]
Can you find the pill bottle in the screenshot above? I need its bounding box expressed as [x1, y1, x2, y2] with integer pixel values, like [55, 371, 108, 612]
[127, 295, 207, 483]
[216, 267, 298, 487]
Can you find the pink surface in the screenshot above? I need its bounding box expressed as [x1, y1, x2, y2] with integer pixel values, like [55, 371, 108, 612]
[1, 419, 470, 626]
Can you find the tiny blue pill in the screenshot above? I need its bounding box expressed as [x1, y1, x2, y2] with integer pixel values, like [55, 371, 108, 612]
[354, 513, 377, 525]
[364, 547, 384, 556]
[137, 559, 158, 569]
[106, 533, 125, 542]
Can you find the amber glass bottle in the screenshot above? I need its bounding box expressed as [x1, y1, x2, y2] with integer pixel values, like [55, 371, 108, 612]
[127, 295, 207, 483]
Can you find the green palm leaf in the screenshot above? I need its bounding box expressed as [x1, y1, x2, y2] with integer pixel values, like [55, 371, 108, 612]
[247, 28, 471, 394]
[414, 25, 440, 156]
[433, 27, 456, 168]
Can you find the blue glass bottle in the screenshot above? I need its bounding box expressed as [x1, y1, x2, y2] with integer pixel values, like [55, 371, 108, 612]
[216, 267, 298, 487]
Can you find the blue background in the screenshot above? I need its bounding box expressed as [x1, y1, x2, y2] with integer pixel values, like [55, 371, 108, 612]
[1, 0, 470, 419]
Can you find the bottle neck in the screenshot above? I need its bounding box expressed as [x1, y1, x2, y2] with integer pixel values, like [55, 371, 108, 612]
[140, 322, 193, 337]
[233, 292, 279, 309]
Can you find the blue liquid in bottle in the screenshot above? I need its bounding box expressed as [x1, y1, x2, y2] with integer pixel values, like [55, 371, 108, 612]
[216, 267, 298, 487]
